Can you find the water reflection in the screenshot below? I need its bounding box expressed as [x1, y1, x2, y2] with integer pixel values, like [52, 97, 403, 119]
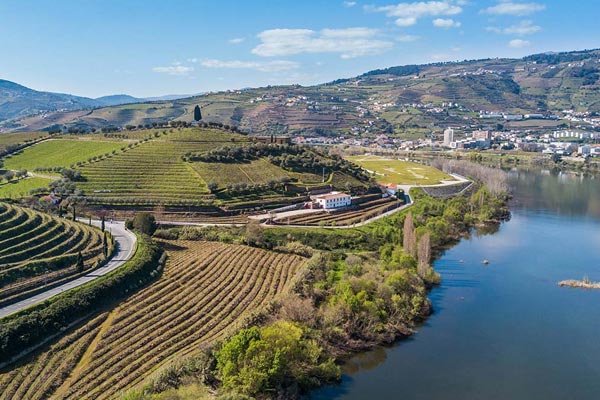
[508, 169, 600, 218]
[341, 347, 388, 375]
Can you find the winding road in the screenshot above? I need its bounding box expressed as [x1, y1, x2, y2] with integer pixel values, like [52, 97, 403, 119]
[0, 220, 137, 319]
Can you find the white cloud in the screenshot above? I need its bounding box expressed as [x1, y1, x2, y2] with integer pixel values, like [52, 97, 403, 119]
[508, 38, 531, 48]
[251, 28, 393, 59]
[152, 64, 194, 76]
[186, 58, 198, 63]
[487, 20, 541, 35]
[481, 2, 545, 16]
[373, 1, 463, 26]
[396, 17, 417, 26]
[396, 34, 420, 42]
[200, 59, 300, 72]
[343, 1, 357, 6]
[433, 18, 461, 28]
[229, 37, 245, 44]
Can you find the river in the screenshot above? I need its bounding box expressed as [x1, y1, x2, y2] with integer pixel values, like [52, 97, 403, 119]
[313, 169, 600, 400]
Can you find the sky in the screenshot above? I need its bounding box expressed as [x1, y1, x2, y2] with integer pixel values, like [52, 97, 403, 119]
[0, 0, 599, 98]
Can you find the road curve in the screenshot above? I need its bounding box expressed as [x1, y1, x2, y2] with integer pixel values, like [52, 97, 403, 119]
[0, 220, 137, 319]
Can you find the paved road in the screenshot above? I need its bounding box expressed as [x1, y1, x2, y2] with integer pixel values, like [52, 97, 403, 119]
[0, 220, 137, 319]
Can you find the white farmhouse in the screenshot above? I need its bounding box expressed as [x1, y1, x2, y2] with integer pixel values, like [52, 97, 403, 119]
[313, 192, 351, 210]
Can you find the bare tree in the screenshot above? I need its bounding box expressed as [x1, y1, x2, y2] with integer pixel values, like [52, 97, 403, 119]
[403, 212, 416, 257]
[417, 232, 431, 278]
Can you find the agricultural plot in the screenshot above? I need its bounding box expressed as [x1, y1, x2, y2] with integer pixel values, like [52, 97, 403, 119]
[0, 177, 52, 200]
[76, 128, 250, 206]
[273, 196, 403, 226]
[346, 155, 453, 185]
[0, 131, 48, 153]
[191, 158, 290, 188]
[0, 240, 306, 399]
[77, 144, 210, 205]
[0, 203, 105, 303]
[3, 139, 124, 171]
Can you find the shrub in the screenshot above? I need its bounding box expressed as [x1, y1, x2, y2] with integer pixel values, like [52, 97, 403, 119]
[132, 212, 157, 236]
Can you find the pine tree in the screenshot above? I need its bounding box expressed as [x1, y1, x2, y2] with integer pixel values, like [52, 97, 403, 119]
[193, 105, 202, 121]
[403, 212, 416, 257]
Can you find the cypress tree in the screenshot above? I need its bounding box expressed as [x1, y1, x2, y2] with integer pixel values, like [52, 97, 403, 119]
[76, 251, 84, 271]
[103, 232, 108, 257]
[193, 105, 202, 121]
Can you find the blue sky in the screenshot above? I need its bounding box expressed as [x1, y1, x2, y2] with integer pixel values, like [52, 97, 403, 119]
[0, 0, 598, 98]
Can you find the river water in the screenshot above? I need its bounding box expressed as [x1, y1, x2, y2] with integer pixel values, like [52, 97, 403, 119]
[313, 170, 600, 400]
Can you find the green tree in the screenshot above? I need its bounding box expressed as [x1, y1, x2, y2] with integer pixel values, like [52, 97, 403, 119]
[132, 212, 157, 235]
[215, 321, 339, 396]
[193, 105, 202, 121]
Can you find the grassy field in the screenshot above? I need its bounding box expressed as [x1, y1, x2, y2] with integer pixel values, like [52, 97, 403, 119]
[0, 177, 52, 199]
[0, 240, 305, 399]
[0, 132, 48, 152]
[0, 203, 105, 303]
[3, 139, 124, 170]
[346, 155, 453, 185]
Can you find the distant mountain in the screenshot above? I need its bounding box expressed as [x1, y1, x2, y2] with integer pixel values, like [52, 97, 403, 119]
[94, 94, 143, 107]
[3, 48, 600, 134]
[0, 80, 198, 122]
[0, 79, 99, 120]
[144, 94, 199, 101]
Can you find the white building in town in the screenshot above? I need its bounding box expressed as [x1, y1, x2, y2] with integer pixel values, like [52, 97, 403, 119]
[313, 192, 352, 210]
[443, 128, 454, 146]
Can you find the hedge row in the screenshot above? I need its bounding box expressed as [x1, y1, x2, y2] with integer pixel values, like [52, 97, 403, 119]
[0, 254, 78, 287]
[0, 235, 164, 361]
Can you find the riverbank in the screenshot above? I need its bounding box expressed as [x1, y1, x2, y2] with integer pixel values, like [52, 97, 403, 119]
[558, 279, 600, 289]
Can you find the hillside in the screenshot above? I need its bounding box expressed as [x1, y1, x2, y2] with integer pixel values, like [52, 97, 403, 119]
[0, 202, 106, 304]
[2, 48, 599, 135]
[0, 80, 99, 121]
[0, 80, 195, 127]
[1, 127, 371, 213]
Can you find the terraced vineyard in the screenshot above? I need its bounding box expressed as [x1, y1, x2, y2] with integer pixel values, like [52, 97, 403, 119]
[76, 128, 250, 206]
[274, 196, 404, 226]
[0, 131, 48, 154]
[0, 203, 105, 303]
[3, 139, 124, 171]
[0, 240, 306, 399]
[191, 158, 291, 188]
